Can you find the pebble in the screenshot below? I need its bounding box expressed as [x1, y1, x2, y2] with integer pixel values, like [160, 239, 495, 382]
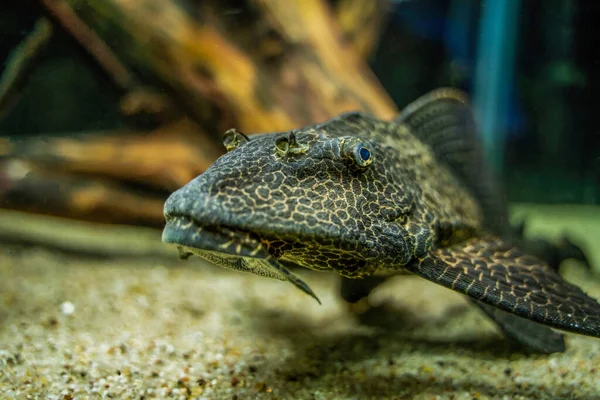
[59, 301, 75, 316]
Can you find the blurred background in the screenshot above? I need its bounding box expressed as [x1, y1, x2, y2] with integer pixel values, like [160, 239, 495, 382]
[373, 0, 600, 205]
[2, 2, 600, 398]
[0, 0, 598, 230]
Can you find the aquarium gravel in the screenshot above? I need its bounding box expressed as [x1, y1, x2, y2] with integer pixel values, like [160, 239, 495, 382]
[1, 241, 599, 400]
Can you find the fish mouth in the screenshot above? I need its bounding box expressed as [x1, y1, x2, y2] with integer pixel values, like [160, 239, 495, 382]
[162, 214, 269, 259]
[162, 214, 320, 303]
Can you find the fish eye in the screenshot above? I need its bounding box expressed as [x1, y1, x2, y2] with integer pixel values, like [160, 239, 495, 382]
[347, 141, 373, 168]
[222, 129, 250, 152]
[359, 146, 371, 162]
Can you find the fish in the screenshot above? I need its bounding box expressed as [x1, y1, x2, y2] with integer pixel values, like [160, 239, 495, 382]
[162, 88, 600, 353]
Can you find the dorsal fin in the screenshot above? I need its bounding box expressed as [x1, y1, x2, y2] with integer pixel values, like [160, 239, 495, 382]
[394, 88, 510, 235]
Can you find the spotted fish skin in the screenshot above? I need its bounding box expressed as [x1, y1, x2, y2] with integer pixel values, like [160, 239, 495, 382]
[162, 89, 600, 343]
[164, 113, 481, 276]
[409, 237, 600, 337]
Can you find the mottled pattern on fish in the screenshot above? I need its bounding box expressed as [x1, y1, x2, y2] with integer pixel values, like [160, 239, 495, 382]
[163, 88, 600, 348]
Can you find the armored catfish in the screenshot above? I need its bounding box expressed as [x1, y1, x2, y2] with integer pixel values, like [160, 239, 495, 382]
[162, 88, 600, 353]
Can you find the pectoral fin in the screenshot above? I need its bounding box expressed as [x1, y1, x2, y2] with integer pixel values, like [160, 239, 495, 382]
[257, 257, 321, 304]
[405, 236, 600, 337]
[471, 300, 565, 353]
[185, 248, 321, 304]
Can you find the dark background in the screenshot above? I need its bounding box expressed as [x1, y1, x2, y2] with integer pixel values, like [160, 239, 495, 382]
[2, 0, 599, 204]
[371, 0, 600, 204]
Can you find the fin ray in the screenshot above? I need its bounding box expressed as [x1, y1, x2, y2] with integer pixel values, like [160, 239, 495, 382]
[395, 88, 511, 235]
[405, 236, 600, 337]
[258, 258, 321, 304]
[471, 300, 565, 353]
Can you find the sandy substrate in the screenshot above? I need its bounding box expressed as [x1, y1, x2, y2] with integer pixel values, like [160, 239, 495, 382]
[1, 245, 599, 400]
[1, 204, 600, 399]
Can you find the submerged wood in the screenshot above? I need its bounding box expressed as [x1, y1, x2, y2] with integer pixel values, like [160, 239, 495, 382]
[0, 0, 395, 227]
[1, 118, 222, 191]
[333, 0, 391, 60]
[0, 158, 165, 227]
[0, 18, 53, 121]
[41, 0, 396, 135]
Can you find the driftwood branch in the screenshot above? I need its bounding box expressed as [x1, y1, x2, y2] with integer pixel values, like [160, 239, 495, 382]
[0, 18, 53, 121]
[1, 118, 222, 192]
[41, 0, 397, 138]
[0, 0, 396, 228]
[0, 208, 171, 258]
[0, 158, 166, 227]
[39, 0, 135, 91]
[332, 0, 391, 60]
[119, 87, 181, 124]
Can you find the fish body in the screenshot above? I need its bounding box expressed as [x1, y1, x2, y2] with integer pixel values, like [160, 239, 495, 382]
[163, 88, 600, 353]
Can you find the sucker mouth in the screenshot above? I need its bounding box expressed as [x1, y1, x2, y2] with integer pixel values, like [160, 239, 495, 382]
[162, 214, 321, 304]
[163, 214, 268, 258]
